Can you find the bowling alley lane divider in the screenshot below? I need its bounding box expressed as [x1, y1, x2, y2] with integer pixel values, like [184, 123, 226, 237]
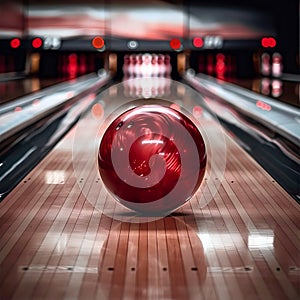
[0, 72, 112, 201]
[0, 71, 111, 144]
[0, 73, 101, 115]
[185, 72, 300, 149]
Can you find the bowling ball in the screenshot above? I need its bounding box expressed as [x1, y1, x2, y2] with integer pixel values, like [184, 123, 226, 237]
[98, 104, 206, 215]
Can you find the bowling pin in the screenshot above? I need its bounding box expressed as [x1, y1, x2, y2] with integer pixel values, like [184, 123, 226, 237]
[68, 53, 78, 79]
[215, 53, 225, 79]
[151, 54, 159, 76]
[261, 53, 271, 76]
[142, 53, 152, 77]
[133, 55, 138, 77]
[123, 55, 130, 76]
[164, 54, 172, 76]
[128, 54, 135, 76]
[157, 54, 165, 76]
[272, 53, 283, 77]
[135, 54, 143, 77]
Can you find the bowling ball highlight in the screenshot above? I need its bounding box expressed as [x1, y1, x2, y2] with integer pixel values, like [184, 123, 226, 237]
[98, 104, 206, 214]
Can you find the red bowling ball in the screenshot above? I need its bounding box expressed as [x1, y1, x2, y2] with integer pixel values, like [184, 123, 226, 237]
[98, 104, 206, 215]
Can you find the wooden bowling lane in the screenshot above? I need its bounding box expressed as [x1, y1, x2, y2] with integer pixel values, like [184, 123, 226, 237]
[0, 119, 299, 299]
[96, 217, 208, 300]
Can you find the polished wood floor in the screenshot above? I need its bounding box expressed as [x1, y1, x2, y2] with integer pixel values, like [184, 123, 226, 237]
[0, 106, 299, 300]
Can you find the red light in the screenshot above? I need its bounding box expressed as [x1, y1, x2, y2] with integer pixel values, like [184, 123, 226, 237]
[269, 37, 276, 48]
[32, 37, 43, 49]
[170, 38, 181, 50]
[261, 37, 269, 48]
[256, 100, 272, 111]
[193, 37, 204, 48]
[92, 36, 105, 49]
[261, 37, 276, 48]
[10, 38, 21, 49]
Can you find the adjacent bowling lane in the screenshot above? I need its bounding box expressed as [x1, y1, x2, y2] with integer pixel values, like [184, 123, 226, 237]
[0, 50, 106, 105]
[0, 77, 68, 104]
[191, 51, 299, 108]
[228, 78, 299, 108]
